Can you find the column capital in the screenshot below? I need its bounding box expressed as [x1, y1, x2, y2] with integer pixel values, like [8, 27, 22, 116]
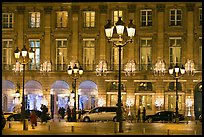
[156, 4, 165, 12]
[44, 6, 52, 14]
[127, 4, 136, 13]
[186, 3, 195, 12]
[99, 4, 108, 14]
[17, 6, 25, 14]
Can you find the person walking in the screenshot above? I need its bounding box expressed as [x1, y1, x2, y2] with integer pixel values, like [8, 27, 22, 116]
[137, 107, 141, 123]
[142, 107, 146, 123]
[30, 111, 37, 129]
[66, 106, 72, 122]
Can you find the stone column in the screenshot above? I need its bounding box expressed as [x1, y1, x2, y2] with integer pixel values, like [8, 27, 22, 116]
[17, 6, 25, 49]
[98, 5, 108, 61]
[156, 4, 165, 60]
[43, 6, 52, 62]
[71, 5, 80, 60]
[186, 3, 195, 60]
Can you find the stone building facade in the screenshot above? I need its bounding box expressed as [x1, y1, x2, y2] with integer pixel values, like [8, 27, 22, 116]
[2, 2, 202, 119]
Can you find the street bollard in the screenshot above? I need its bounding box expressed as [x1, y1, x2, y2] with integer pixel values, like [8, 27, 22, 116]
[48, 124, 51, 131]
[9, 122, 11, 128]
[143, 128, 145, 134]
[167, 129, 170, 135]
[194, 130, 196, 135]
[71, 126, 74, 132]
[114, 122, 118, 133]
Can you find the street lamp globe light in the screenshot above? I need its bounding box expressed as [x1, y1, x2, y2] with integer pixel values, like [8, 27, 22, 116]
[104, 17, 135, 133]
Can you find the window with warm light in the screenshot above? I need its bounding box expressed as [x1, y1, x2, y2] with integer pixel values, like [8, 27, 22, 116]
[56, 39, 67, 71]
[83, 39, 95, 70]
[140, 38, 152, 70]
[139, 95, 152, 110]
[56, 11, 68, 28]
[2, 39, 13, 70]
[138, 82, 152, 91]
[29, 12, 40, 28]
[169, 37, 182, 66]
[140, 9, 152, 27]
[29, 39, 40, 70]
[83, 11, 95, 28]
[199, 37, 202, 68]
[199, 8, 202, 26]
[169, 9, 182, 26]
[2, 13, 14, 29]
[168, 82, 182, 91]
[113, 10, 123, 25]
[111, 46, 124, 70]
[168, 95, 182, 111]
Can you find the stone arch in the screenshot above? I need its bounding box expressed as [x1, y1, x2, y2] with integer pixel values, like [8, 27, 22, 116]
[24, 80, 43, 110]
[2, 80, 16, 112]
[78, 80, 98, 110]
[50, 80, 70, 118]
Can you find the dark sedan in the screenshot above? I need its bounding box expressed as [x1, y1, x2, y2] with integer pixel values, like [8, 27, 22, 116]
[145, 111, 185, 123]
[7, 110, 51, 121]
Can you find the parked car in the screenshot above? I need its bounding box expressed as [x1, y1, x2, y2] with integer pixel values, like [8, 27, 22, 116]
[3, 112, 17, 120]
[2, 112, 6, 130]
[7, 110, 51, 121]
[145, 111, 185, 123]
[81, 106, 126, 122]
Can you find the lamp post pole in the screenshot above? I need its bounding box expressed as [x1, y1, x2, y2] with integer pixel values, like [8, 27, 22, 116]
[14, 45, 34, 130]
[104, 17, 136, 133]
[67, 63, 83, 122]
[169, 63, 185, 123]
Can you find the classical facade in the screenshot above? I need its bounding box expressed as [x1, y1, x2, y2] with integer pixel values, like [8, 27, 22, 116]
[2, 2, 202, 119]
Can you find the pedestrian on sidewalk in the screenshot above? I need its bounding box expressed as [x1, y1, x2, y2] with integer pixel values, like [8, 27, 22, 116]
[30, 111, 37, 129]
[137, 107, 141, 123]
[142, 107, 146, 123]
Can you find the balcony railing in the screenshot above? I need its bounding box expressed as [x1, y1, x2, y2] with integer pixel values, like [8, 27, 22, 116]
[2, 63, 202, 73]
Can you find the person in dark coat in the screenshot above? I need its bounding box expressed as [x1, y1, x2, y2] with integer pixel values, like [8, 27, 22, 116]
[30, 111, 37, 129]
[66, 106, 72, 122]
[137, 107, 141, 123]
[142, 107, 146, 123]
[60, 107, 65, 119]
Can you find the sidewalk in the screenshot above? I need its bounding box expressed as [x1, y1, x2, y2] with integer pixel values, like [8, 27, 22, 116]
[2, 120, 202, 135]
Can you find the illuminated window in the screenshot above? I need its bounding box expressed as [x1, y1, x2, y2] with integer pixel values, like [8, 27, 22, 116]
[199, 8, 202, 26]
[113, 10, 123, 25]
[139, 95, 152, 110]
[56, 39, 67, 71]
[2, 13, 14, 28]
[2, 39, 13, 70]
[138, 82, 152, 91]
[56, 11, 68, 28]
[168, 82, 182, 91]
[168, 95, 182, 111]
[83, 39, 95, 70]
[83, 11, 95, 27]
[29, 39, 40, 70]
[29, 12, 40, 28]
[169, 9, 182, 26]
[169, 37, 182, 66]
[111, 46, 124, 70]
[140, 9, 152, 26]
[140, 38, 152, 70]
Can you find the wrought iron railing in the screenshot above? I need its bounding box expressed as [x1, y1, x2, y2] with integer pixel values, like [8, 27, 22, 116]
[2, 63, 203, 73]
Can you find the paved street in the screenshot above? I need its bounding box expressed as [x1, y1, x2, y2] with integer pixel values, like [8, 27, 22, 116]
[2, 119, 202, 135]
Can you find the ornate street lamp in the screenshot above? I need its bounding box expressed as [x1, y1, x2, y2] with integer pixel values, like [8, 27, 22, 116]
[104, 17, 136, 133]
[14, 45, 34, 130]
[124, 60, 136, 76]
[168, 63, 185, 123]
[96, 59, 108, 76]
[67, 63, 83, 122]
